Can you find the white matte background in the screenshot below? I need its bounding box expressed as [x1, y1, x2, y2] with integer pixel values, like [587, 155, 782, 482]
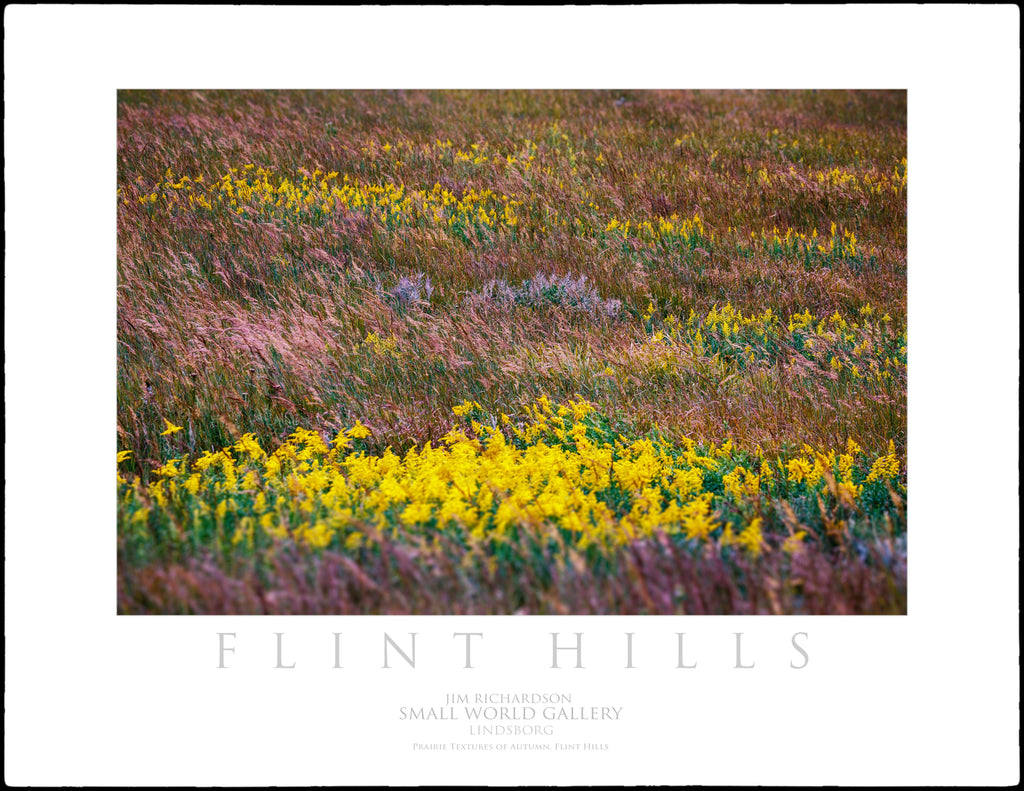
[5, 5, 1019, 787]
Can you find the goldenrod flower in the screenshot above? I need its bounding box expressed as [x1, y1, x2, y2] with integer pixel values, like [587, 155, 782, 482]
[346, 420, 372, 439]
[452, 400, 477, 417]
[782, 531, 807, 554]
[160, 419, 184, 436]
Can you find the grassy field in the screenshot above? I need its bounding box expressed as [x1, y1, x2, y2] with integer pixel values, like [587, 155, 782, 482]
[116, 89, 907, 614]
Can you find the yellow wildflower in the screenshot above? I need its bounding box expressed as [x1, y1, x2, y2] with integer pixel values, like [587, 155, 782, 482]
[347, 421, 372, 439]
[160, 419, 184, 436]
[782, 531, 807, 554]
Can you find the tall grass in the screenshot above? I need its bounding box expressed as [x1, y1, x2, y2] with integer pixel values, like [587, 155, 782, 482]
[117, 90, 906, 614]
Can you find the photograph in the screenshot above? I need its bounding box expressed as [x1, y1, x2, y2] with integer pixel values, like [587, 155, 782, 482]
[7, 6, 1017, 787]
[116, 88, 908, 615]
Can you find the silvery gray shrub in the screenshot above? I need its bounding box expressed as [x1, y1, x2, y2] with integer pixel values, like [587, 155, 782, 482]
[466, 272, 621, 319]
[386, 271, 434, 309]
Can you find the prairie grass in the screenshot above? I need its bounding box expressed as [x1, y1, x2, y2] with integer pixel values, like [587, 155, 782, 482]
[117, 89, 906, 614]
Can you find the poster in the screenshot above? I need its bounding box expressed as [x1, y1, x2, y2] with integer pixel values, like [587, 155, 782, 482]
[5, 6, 1019, 786]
